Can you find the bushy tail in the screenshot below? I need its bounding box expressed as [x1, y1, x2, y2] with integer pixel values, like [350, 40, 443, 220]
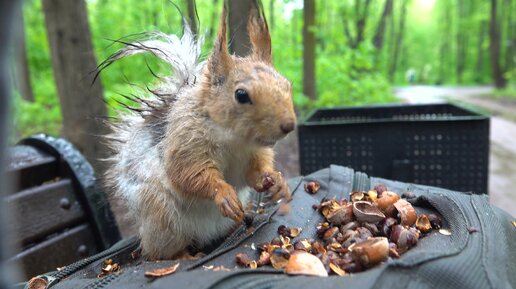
[96, 23, 203, 111]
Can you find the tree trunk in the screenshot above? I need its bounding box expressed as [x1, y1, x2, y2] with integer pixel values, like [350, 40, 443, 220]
[343, 0, 372, 49]
[373, 0, 393, 50]
[303, 0, 316, 100]
[456, 0, 469, 84]
[42, 0, 109, 174]
[503, 0, 514, 74]
[354, 0, 372, 49]
[489, 0, 507, 88]
[228, 0, 251, 56]
[475, 20, 486, 82]
[389, 0, 408, 81]
[13, 3, 34, 102]
[186, 0, 198, 35]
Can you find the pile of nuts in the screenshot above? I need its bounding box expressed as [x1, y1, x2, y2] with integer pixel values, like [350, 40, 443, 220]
[235, 183, 442, 276]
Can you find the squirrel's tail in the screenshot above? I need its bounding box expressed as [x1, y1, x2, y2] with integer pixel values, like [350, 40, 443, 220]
[97, 22, 203, 104]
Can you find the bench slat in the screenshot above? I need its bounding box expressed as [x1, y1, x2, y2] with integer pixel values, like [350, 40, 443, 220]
[9, 224, 99, 280]
[6, 145, 59, 191]
[6, 179, 86, 246]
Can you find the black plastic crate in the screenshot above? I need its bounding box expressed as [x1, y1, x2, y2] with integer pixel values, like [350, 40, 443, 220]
[298, 103, 490, 194]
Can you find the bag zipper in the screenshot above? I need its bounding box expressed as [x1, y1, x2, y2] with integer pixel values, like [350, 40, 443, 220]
[25, 237, 137, 289]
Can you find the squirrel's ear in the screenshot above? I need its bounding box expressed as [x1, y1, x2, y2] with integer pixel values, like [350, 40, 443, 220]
[208, 2, 233, 85]
[248, 0, 271, 64]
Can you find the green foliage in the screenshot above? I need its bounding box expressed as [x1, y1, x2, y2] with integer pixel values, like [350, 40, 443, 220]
[13, 0, 514, 138]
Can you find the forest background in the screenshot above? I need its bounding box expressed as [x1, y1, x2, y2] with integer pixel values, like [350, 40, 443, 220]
[9, 0, 515, 142]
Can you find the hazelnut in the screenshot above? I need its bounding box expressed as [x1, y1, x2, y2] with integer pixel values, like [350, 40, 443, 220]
[349, 237, 390, 267]
[285, 251, 328, 277]
[376, 191, 400, 217]
[323, 227, 339, 241]
[379, 217, 398, 237]
[326, 204, 354, 225]
[373, 184, 388, 195]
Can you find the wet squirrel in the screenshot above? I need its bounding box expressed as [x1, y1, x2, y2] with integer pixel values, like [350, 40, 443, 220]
[103, 1, 296, 259]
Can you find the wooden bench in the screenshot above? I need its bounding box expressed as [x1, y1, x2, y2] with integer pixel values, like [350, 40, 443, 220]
[4, 134, 120, 280]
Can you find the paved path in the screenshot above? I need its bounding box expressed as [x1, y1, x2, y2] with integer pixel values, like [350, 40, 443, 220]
[394, 85, 516, 217]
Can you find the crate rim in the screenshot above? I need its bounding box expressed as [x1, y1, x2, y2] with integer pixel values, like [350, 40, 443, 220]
[300, 102, 489, 127]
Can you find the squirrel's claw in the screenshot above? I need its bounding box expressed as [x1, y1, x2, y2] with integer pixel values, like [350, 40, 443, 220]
[214, 187, 244, 223]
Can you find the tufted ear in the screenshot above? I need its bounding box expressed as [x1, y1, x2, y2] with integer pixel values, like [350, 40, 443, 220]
[247, 0, 272, 64]
[207, 3, 233, 85]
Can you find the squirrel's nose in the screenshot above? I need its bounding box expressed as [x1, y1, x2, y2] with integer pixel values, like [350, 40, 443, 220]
[280, 121, 295, 134]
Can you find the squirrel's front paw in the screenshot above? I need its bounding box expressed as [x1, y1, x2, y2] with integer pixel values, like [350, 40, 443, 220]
[214, 185, 244, 223]
[256, 171, 291, 202]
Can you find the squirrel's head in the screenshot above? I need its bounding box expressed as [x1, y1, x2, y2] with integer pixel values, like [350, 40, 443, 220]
[201, 0, 296, 147]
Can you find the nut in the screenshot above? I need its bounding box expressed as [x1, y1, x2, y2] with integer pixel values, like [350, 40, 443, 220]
[340, 221, 359, 233]
[323, 227, 339, 240]
[373, 184, 388, 195]
[349, 237, 389, 267]
[270, 248, 291, 269]
[257, 251, 271, 266]
[415, 214, 432, 233]
[326, 204, 354, 225]
[428, 214, 442, 229]
[289, 227, 302, 237]
[376, 191, 400, 217]
[277, 225, 290, 237]
[393, 199, 417, 226]
[391, 225, 419, 252]
[294, 239, 312, 252]
[379, 217, 398, 237]
[366, 190, 378, 202]
[350, 191, 365, 202]
[285, 251, 328, 277]
[352, 201, 386, 223]
[304, 181, 321, 194]
[236, 253, 254, 267]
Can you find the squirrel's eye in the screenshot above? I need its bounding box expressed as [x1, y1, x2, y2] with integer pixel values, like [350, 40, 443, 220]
[235, 89, 252, 104]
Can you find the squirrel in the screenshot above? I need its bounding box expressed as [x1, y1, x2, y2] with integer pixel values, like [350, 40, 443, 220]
[102, 1, 296, 259]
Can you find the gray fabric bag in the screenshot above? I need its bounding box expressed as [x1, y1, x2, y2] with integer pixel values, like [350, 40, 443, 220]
[24, 165, 516, 289]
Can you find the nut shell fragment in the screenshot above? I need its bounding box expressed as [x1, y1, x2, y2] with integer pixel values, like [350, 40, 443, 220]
[329, 263, 347, 276]
[416, 214, 432, 233]
[352, 201, 386, 223]
[270, 248, 291, 269]
[28, 277, 47, 289]
[393, 199, 417, 226]
[304, 181, 321, 194]
[144, 263, 180, 278]
[285, 251, 328, 277]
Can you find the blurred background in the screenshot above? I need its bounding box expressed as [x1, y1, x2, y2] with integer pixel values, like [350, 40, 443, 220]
[6, 0, 516, 218]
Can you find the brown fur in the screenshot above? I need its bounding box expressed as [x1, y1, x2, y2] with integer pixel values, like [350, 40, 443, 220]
[107, 0, 295, 259]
